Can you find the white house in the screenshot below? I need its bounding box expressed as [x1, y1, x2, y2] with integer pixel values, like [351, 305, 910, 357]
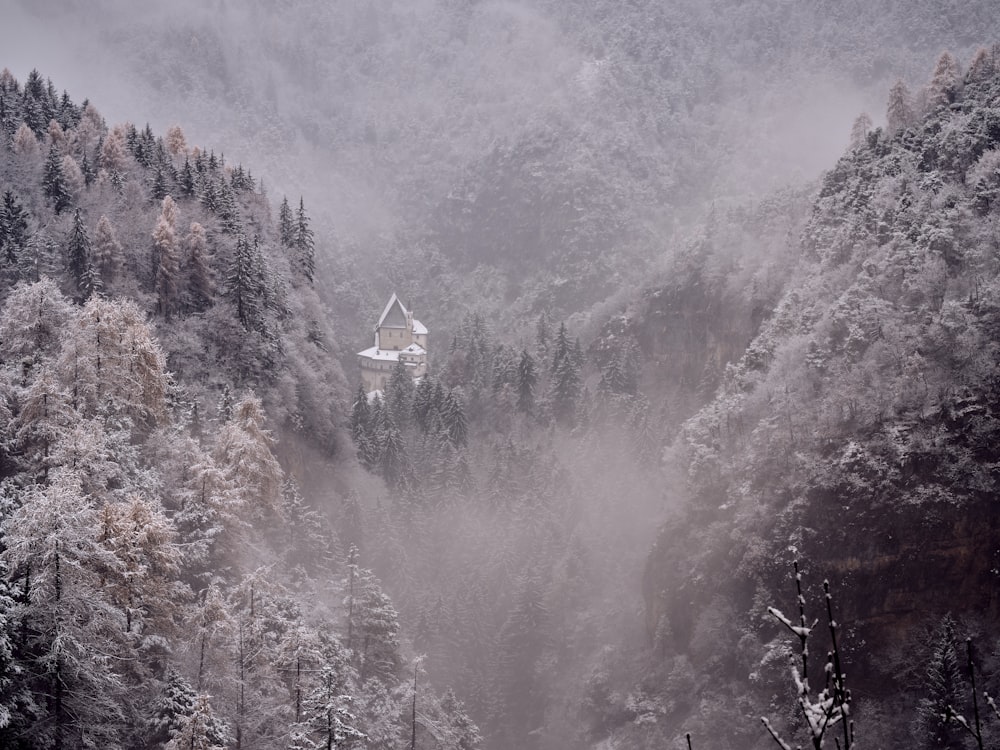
[357, 293, 428, 392]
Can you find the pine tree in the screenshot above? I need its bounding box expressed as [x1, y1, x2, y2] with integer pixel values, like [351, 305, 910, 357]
[294, 197, 316, 283]
[412, 375, 437, 433]
[164, 694, 230, 750]
[918, 615, 965, 749]
[226, 234, 263, 332]
[298, 665, 365, 750]
[549, 324, 580, 425]
[441, 390, 468, 447]
[42, 143, 71, 214]
[516, 349, 536, 414]
[279, 196, 295, 247]
[0, 190, 30, 267]
[66, 207, 100, 302]
[386, 359, 415, 428]
[180, 156, 197, 198]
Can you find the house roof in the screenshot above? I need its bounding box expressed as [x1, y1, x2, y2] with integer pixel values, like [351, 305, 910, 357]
[377, 293, 409, 329]
[358, 346, 401, 361]
[412, 319, 427, 335]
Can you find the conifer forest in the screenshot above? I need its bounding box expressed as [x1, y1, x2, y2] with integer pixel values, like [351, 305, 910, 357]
[5, 1, 1000, 748]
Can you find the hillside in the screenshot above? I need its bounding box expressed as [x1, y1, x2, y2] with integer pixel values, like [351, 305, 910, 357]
[604, 45, 1000, 750]
[0, 69, 485, 750]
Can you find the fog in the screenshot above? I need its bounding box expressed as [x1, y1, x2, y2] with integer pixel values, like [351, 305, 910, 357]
[4, 2, 1000, 749]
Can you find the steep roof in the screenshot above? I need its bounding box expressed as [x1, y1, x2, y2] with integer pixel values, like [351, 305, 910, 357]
[377, 293, 408, 329]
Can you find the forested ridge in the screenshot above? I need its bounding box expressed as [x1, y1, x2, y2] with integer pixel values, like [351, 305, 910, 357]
[0, 68, 487, 749]
[6, 14, 1000, 750]
[620, 46, 1000, 749]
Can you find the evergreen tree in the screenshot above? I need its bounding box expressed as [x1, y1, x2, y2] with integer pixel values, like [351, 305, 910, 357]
[0, 190, 30, 267]
[3, 469, 131, 748]
[297, 665, 365, 750]
[66, 207, 100, 302]
[412, 375, 437, 433]
[549, 324, 580, 425]
[441, 390, 468, 447]
[516, 349, 536, 414]
[42, 143, 71, 214]
[164, 694, 230, 750]
[917, 616, 965, 749]
[180, 156, 197, 198]
[278, 196, 295, 247]
[226, 234, 263, 332]
[386, 359, 415, 428]
[294, 197, 316, 283]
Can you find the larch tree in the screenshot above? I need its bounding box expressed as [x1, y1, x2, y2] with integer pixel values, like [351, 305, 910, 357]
[0, 277, 73, 362]
[926, 51, 962, 109]
[849, 112, 873, 149]
[165, 124, 187, 158]
[886, 79, 915, 134]
[213, 392, 284, 519]
[153, 197, 182, 317]
[93, 214, 123, 287]
[183, 221, 214, 312]
[100, 125, 128, 174]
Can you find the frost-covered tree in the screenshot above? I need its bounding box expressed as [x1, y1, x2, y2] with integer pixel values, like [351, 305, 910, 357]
[213, 392, 284, 518]
[183, 221, 214, 312]
[93, 214, 123, 288]
[2, 469, 131, 748]
[65, 207, 99, 302]
[153, 197, 182, 316]
[225, 234, 264, 332]
[0, 190, 30, 268]
[278, 196, 295, 248]
[42, 143, 72, 214]
[886, 79, 915, 134]
[926, 51, 962, 109]
[293, 197, 316, 283]
[917, 615, 964, 749]
[516, 349, 536, 414]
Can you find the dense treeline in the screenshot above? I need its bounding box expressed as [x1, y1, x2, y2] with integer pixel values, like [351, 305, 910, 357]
[582, 45, 1000, 750]
[0, 68, 482, 750]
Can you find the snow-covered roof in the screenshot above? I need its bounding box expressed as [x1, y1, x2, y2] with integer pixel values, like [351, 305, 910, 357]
[377, 293, 408, 329]
[412, 319, 427, 335]
[359, 345, 426, 362]
[358, 346, 401, 361]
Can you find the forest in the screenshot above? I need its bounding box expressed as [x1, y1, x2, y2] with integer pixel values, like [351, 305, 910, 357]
[3, 2, 1000, 750]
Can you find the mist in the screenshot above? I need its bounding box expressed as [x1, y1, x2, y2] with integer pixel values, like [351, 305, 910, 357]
[4, 1, 1000, 749]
